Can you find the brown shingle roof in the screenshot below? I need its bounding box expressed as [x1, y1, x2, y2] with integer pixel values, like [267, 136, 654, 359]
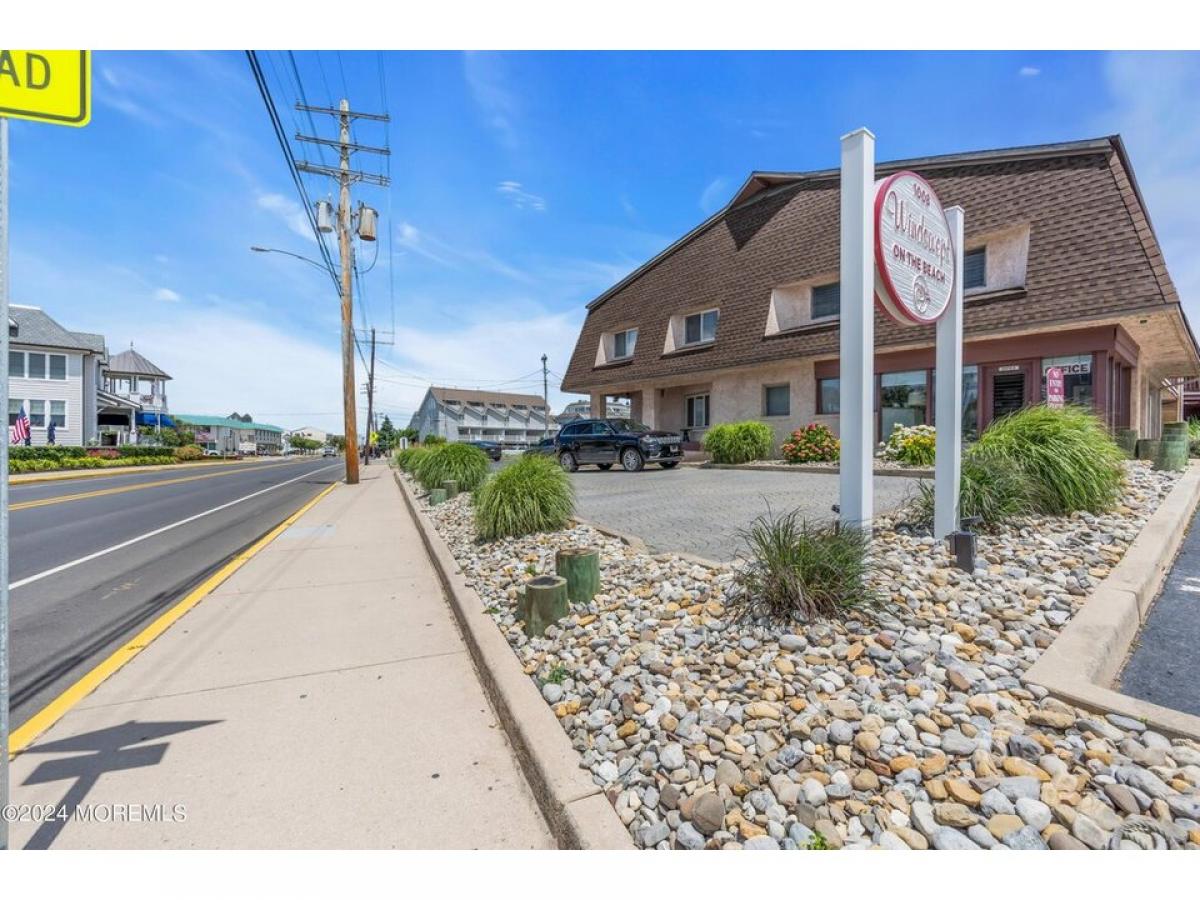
[563, 135, 1193, 393]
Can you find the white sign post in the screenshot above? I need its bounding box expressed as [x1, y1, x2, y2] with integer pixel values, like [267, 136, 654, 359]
[840, 136, 963, 540]
[934, 206, 965, 539]
[838, 128, 876, 529]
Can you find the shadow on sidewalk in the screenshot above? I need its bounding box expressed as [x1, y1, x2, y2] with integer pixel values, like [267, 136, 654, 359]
[19, 719, 220, 849]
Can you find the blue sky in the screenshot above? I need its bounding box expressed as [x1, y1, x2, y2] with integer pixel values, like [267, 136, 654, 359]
[7, 50, 1200, 432]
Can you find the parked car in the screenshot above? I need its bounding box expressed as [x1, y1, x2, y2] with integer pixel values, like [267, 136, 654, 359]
[322, 446, 336, 457]
[525, 436, 557, 457]
[463, 439, 502, 461]
[554, 418, 683, 472]
[202, 448, 222, 458]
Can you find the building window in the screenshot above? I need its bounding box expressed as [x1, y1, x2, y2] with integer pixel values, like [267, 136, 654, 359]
[50, 401, 67, 428]
[817, 378, 840, 414]
[9, 351, 24, 378]
[763, 384, 790, 417]
[49, 354, 67, 380]
[685, 394, 710, 428]
[880, 370, 929, 435]
[964, 248, 986, 290]
[9, 399, 23, 425]
[28, 399, 45, 428]
[1042, 354, 1094, 406]
[613, 328, 638, 359]
[811, 282, 840, 320]
[27, 352, 46, 379]
[683, 309, 719, 346]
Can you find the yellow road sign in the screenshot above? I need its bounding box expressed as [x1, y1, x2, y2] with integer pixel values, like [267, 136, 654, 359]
[0, 50, 90, 127]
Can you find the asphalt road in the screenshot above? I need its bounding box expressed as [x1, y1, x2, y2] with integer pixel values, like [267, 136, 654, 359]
[7, 456, 341, 729]
[1119, 499, 1200, 717]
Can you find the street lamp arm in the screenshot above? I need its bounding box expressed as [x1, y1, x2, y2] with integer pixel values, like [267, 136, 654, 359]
[249, 245, 331, 274]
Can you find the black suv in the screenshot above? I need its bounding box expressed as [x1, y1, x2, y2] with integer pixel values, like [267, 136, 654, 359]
[554, 418, 683, 472]
[462, 439, 502, 461]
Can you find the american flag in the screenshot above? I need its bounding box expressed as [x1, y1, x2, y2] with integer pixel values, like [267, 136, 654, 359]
[10, 403, 30, 444]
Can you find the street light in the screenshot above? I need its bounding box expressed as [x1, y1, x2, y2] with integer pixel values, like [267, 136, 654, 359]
[249, 245, 331, 274]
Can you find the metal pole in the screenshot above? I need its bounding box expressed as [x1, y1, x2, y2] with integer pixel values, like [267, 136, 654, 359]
[363, 327, 375, 466]
[541, 354, 549, 439]
[338, 99, 359, 484]
[934, 206, 965, 539]
[1, 115, 11, 851]
[838, 127, 875, 530]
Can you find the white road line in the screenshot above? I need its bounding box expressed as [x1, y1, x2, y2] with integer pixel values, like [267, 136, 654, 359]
[10, 462, 341, 591]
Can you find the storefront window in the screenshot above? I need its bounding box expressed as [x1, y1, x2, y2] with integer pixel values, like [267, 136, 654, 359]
[880, 370, 928, 436]
[963, 366, 979, 442]
[1042, 354, 1093, 407]
[818, 378, 839, 414]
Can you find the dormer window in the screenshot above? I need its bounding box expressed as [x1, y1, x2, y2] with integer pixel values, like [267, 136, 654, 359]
[613, 328, 637, 359]
[964, 247, 986, 290]
[683, 309, 718, 346]
[810, 282, 840, 320]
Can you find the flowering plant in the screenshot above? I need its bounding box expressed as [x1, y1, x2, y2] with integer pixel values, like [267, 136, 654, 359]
[781, 423, 840, 463]
[879, 423, 936, 466]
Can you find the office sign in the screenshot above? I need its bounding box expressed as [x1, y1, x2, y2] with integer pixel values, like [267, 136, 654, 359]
[0, 50, 90, 127]
[874, 170, 955, 326]
[1046, 366, 1065, 408]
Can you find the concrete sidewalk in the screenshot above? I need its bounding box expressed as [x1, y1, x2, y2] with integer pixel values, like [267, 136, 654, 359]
[7, 466, 554, 849]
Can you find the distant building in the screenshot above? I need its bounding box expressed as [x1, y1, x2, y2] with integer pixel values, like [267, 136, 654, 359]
[288, 425, 329, 445]
[102, 345, 174, 441]
[7, 304, 107, 446]
[556, 397, 630, 424]
[175, 413, 285, 455]
[407, 387, 555, 449]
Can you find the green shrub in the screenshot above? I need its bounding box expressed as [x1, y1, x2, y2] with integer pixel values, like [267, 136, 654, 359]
[880, 423, 936, 467]
[415, 442, 490, 492]
[396, 446, 430, 473]
[703, 421, 774, 464]
[913, 448, 1036, 528]
[115, 445, 175, 458]
[729, 509, 875, 622]
[422, 434, 447, 446]
[1188, 418, 1200, 441]
[10, 446, 87, 461]
[474, 454, 575, 540]
[174, 445, 204, 461]
[781, 424, 840, 463]
[974, 404, 1124, 515]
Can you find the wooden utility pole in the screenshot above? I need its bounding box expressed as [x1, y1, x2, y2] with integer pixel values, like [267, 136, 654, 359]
[296, 100, 390, 486]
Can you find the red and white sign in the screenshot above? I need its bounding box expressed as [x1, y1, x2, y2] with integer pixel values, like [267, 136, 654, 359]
[873, 171, 956, 326]
[1046, 366, 1065, 408]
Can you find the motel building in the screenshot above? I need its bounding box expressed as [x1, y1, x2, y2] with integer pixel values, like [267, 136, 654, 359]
[561, 136, 1200, 449]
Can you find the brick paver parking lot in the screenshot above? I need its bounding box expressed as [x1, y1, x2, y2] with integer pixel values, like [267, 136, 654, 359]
[571, 466, 921, 562]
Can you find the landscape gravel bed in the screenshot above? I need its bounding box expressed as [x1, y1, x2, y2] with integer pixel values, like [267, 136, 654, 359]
[405, 462, 1200, 850]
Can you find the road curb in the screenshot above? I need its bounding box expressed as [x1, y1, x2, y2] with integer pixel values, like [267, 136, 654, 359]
[701, 461, 932, 478]
[1024, 461, 1200, 741]
[393, 469, 635, 850]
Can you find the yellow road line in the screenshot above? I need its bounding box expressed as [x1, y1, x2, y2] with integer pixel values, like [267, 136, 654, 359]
[10, 458, 306, 511]
[8, 481, 339, 758]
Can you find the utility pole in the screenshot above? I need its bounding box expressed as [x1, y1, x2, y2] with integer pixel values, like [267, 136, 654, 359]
[542, 354, 550, 439]
[296, 100, 390, 485]
[363, 327, 376, 466]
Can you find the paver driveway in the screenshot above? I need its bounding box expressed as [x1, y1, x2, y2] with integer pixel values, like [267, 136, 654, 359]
[571, 466, 921, 562]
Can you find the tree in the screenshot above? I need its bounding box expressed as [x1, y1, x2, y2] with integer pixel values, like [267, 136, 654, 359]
[157, 426, 196, 448]
[288, 435, 322, 453]
[327, 434, 347, 451]
[377, 416, 398, 453]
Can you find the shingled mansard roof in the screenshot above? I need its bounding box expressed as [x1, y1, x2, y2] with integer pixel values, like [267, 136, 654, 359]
[563, 134, 1199, 392]
[9, 305, 107, 354]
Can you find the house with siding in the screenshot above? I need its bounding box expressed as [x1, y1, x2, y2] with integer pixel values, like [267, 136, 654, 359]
[7, 305, 107, 446]
[563, 136, 1200, 448]
[174, 413, 285, 455]
[408, 387, 555, 449]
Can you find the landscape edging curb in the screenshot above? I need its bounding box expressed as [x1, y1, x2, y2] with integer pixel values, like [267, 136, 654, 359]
[1024, 461, 1200, 740]
[701, 462, 932, 479]
[393, 469, 635, 850]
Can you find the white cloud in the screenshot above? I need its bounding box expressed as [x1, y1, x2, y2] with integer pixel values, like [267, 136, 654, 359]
[463, 52, 520, 150]
[1096, 52, 1200, 321]
[256, 192, 315, 243]
[153, 287, 181, 302]
[496, 180, 547, 212]
[699, 177, 730, 214]
[1019, 66, 1041, 77]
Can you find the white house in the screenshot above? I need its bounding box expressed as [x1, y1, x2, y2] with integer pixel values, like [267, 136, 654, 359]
[408, 386, 556, 449]
[288, 425, 328, 445]
[7, 305, 107, 446]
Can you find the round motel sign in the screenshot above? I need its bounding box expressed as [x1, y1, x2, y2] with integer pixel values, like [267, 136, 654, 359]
[873, 171, 956, 326]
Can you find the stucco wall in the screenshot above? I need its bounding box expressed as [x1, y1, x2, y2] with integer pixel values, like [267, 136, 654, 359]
[709, 360, 819, 452]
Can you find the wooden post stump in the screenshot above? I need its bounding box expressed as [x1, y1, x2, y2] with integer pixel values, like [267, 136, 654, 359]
[429, 487, 448, 506]
[1136, 439, 1160, 462]
[1155, 436, 1188, 471]
[1115, 428, 1138, 459]
[519, 575, 569, 637]
[442, 479, 459, 499]
[556, 547, 600, 604]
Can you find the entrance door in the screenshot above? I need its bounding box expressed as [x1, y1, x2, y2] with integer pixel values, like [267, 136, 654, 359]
[992, 371, 1026, 421]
